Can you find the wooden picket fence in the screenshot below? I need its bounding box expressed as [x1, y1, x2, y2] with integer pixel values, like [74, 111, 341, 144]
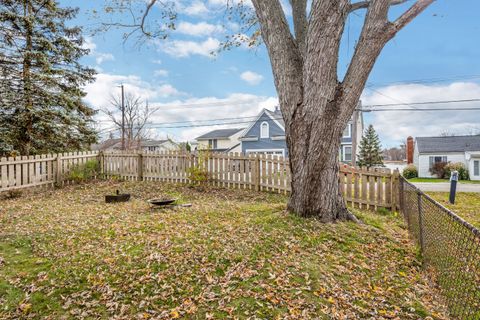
[101, 151, 400, 211]
[0, 151, 98, 192]
[0, 150, 399, 211]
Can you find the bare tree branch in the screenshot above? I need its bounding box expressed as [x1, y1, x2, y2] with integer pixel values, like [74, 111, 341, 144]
[389, 0, 435, 33]
[290, 0, 307, 55]
[104, 92, 157, 149]
[341, 0, 435, 119]
[349, 0, 408, 12]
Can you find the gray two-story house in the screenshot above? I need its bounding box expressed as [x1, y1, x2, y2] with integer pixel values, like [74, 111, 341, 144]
[240, 107, 288, 157]
[239, 107, 363, 164]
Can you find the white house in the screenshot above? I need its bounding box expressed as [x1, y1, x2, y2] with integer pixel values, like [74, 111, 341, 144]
[412, 135, 480, 180]
[195, 128, 244, 153]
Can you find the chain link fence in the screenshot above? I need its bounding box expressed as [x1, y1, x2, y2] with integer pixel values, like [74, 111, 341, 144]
[399, 177, 480, 319]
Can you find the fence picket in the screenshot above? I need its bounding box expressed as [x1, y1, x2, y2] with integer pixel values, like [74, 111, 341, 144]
[1, 150, 397, 212]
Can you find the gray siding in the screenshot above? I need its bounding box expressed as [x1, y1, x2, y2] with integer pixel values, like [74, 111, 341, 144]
[245, 113, 284, 137]
[241, 113, 288, 156]
[242, 140, 288, 156]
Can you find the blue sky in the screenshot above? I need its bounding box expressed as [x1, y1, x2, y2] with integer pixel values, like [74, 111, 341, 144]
[63, 0, 480, 147]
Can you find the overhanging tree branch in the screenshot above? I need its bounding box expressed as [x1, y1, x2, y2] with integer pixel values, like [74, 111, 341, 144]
[349, 0, 408, 12]
[389, 0, 435, 33]
[341, 0, 435, 118]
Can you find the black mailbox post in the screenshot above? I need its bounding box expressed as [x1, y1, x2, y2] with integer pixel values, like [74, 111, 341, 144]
[449, 170, 458, 204]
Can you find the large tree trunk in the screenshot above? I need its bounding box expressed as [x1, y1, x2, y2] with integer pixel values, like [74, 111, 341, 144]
[287, 122, 350, 221]
[250, 0, 433, 222]
[285, 95, 355, 221]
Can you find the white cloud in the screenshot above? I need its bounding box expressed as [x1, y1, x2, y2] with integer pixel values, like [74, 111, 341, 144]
[240, 71, 263, 85]
[160, 37, 220, 58]
[154, 69, 169, 77]
[84, 73, 182, 109]
[152, 59, 162, 65]
[176, 21, 225, 37]
[183, 1, 209, 16]
[83, 37, 115, 66]
[362, 82, 480, 146]
[149, 94, 278, 141]
[95, 53, 114, 65]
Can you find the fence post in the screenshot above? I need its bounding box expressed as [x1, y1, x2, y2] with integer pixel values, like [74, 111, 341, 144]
[399, 176, 405, 215]
[391, 169, 399, 211]
[254, 155, 261, 191]
[417, 191, 425, 255]
[98, 151, 104, 179]
[55, 154, 62, 185]
[137, 152, 143, 181]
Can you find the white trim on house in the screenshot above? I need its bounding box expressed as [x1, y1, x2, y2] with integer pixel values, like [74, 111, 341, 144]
[239, 137, 258, 142]
[473, 159, 480, 178]
[271, 135, 286, 141]
[342, 145, 352, 162]
[260, 121, 269, 138]
[245, 148, 285, 157]
[343, 123, 351, 138]
[267, 112, 285, 131]
[241, 108, 285, 138]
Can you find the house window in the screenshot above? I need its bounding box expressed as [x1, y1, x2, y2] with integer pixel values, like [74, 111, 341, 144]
[429, 156, 447, 169]
[245, 149, 285, 157]
[343, 146, 352, 162]
[474, 160, 479, 176]
[260, 122, 269, 138]
[343, 123, 352, 138]
[208, 139, 217, 149]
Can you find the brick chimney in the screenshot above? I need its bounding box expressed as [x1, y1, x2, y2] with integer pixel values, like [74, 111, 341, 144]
[406, 136, 414, 164]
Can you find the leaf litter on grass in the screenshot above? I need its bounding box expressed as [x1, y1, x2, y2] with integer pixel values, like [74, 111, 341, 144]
[0, 181, 449, 319]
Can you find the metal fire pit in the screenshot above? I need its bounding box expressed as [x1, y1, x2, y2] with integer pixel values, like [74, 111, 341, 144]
[148, 198, 177, 206]
[148, 198, 191, 209]
[105, 190, 131, 203]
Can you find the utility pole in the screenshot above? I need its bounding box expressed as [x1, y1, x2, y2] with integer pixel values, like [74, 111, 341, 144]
[351, 101, 360, 167]
[119, 84, 125, 150]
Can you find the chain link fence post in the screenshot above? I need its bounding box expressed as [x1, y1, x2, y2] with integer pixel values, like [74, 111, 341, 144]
[417, 191, 425, 256]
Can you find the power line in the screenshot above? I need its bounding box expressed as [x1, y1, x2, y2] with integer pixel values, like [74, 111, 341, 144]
[148, 98, 264, 110]
[97, 100, 480, 134]
[364, 98, 480, 108]
[366, 74, 480, 87]
[361, 107, 480, 112]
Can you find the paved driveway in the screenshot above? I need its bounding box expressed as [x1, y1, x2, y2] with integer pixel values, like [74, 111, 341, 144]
[412, 182, 480, 193]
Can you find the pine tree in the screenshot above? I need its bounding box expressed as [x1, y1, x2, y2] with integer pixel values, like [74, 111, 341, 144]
[0, 0, 97, 155]
[357, 125, 384, 168]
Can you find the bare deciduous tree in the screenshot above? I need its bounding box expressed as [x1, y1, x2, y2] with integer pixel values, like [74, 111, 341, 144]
[98, 0, 435, 222]
[104, 92, 156, 150]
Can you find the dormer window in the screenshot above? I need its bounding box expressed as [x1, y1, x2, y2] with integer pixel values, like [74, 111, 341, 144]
[260, 121, 269, 138]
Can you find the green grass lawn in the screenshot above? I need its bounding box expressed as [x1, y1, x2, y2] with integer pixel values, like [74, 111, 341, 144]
[0, 181, 449, 319]
[427, 192, 480, 228]
[408, 177, 480, 184]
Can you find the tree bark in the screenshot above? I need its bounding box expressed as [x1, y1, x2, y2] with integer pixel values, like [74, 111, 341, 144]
[20, 0, 33, 155]
[286, 104, 354, 221]
[250, 0, 434, 222]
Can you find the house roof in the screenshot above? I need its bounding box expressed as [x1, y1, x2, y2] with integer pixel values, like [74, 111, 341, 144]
[92, 138, 174, 151]
[196, 128, 244, 140]
[265, 108, 285, 128]
[91, 138, 121, 151]
[141, 139, 170, 147]
[416, 135, 480, 153]
[240, 107, 285, 138]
